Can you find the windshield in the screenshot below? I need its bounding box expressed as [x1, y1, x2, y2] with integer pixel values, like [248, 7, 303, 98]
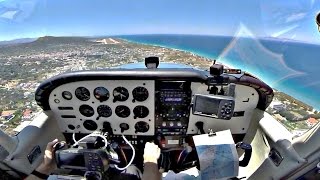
[0, 0, 319, 136]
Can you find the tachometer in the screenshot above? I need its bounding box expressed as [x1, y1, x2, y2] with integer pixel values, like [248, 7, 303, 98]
[97, 105, 112, 118]
[113, 87, 129, 102]
[133, 105, 149, 119]
[132, 86, 148, 102]
[115, 105, 130, 118]
[79, 104, 94, 117]
[94, 87, 109, 102]
[75, 87, 90, 101]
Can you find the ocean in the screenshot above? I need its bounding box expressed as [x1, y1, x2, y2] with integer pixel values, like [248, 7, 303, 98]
[117, 34, 320, 110]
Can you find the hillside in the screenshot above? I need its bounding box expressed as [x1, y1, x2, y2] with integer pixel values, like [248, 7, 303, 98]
[0, 36, 94, 56]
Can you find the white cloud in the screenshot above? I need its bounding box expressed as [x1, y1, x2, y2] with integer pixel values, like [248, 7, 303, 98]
[271, 24, 299, 37]
[0, 0, 39, 22]
[285, 12, 307, 23]
[0, 10, 18, 19]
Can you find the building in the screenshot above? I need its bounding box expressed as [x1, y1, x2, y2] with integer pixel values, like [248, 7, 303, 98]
[22, 109, 32, 120]
[270, 101, 286, 111]
[1, 110, 16, 121]
[306, 117, 318, 128]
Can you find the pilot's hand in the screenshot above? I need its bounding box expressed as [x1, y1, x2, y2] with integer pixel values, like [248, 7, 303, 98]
[143, 142, 160, 164]
[36, 139, 61, 175]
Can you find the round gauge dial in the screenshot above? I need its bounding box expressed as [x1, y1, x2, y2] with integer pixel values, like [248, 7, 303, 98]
[83, 120, 98, 131]
[132, 87, 149, 102]
[134, 121, 149, 133]
[97, 105, 112, 118]
[75, 87, 90, 101]
[62, 91, 72, 100]
[115, 105, 130, 118]
[133, 105, 149, 119]
[113, 87, 129, 102]
[79, 104, 94, 117]
[94, 87, 109, 102]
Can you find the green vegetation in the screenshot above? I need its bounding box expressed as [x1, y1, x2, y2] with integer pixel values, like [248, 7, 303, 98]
[310, 113, 320, 119]
[269, 89, 320, 135]
[279, 110, 296, 121]
[281, 118, 309, 131]
[8, 110, 22, 126]
[274, 91, 312, 110]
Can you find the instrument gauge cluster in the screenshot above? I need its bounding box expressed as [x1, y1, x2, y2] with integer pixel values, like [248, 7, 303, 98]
[75, 87, 90, 101]
[133, 105, 149, 119]
[94, 87, 110, 102]
[132, 86, 149, 102]
[113, 87, 129, 102]
[115, 105, 131, 118]
[48, 80, 155, 135]
[97, 105, 112, 118]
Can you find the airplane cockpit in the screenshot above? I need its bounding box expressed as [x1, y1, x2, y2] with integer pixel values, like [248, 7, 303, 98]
[0, 57, 319, 180]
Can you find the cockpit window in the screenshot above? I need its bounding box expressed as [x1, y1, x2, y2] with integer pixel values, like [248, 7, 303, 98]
[0, 0, 319, 137]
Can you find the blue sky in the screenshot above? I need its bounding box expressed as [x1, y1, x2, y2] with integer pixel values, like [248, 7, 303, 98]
[0, 0, 320, 43]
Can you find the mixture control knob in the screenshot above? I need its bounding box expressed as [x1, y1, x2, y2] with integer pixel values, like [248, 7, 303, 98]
[120, 123, 129, 133]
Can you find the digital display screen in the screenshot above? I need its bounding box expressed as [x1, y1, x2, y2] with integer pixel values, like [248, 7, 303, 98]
[167, 140, 179, 145]
[158, 81, 190, 90]
[59, 153, 85, 168]
[164, 97, 182, 102]
[194, 95, 221, 115]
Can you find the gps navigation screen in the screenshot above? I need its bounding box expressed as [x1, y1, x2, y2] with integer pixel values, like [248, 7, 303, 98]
[194, 95, 220, 116]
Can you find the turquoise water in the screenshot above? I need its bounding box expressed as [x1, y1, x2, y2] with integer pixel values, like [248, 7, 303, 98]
[118, 35, 320, 110]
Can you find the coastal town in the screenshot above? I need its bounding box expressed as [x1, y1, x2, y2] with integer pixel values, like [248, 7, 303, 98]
[267, 91, 320, 136]
[0, 37, 318, 136]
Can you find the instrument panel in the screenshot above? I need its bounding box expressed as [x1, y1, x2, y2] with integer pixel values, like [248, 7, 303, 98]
[49, 80, 155, 135]
[39, 67, 273, 138]
[32, 66, 273, 176]
[48, 79, 260, 137]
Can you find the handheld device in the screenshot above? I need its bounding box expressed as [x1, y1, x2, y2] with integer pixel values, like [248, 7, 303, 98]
[192, 94, 235, 120]
[55, 148, 110, 172]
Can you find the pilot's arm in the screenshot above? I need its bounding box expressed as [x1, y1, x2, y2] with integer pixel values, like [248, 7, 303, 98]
[142, 142, 161, 180]
[25, 139, 59, 180]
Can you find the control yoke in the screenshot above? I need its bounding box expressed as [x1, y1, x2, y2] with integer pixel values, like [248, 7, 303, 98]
[236, 142, 252, 167]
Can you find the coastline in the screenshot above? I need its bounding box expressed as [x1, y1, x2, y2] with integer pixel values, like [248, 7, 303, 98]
[118, 38, 236, 69]
[119, 37, 319, 111]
